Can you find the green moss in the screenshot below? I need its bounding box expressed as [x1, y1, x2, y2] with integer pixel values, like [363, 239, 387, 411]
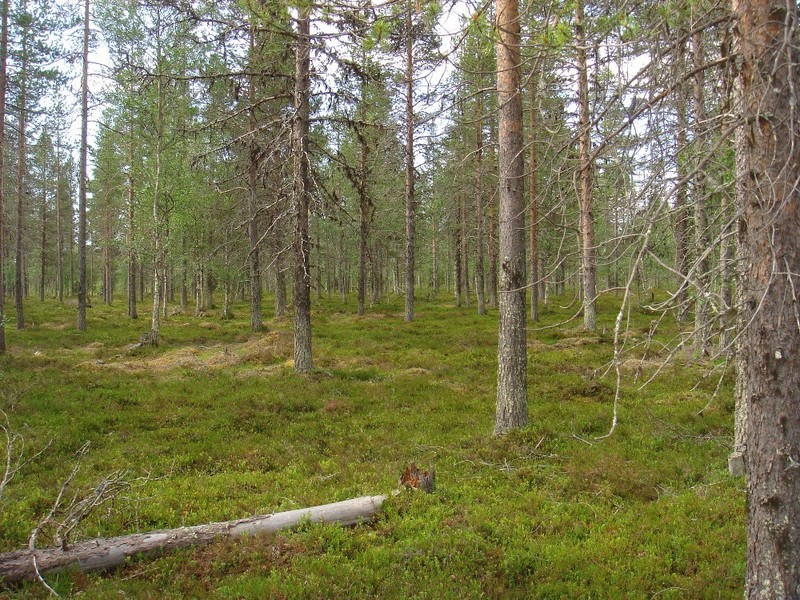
[0, 294, 743, 597]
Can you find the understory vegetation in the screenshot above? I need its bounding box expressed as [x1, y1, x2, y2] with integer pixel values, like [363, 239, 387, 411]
[1, 293, 743, 598]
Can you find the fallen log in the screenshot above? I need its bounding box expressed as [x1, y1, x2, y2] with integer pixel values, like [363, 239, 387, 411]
[0, 494, 386, 584]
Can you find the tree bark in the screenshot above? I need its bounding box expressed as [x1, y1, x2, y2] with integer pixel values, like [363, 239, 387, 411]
[692, 27, 710, 356]
[292, 6, 313, 372]
[15, 14, 28, 330]
[39, 153, 46, 302]
[248, 22, 263, 333]
[734, 0, 800, 594]
[475, 96, 486, 316]
[528, 67, 539, 322]
[77, 0, 89, 331]
[0, 495, 386, 584]
[55, 134, 64, 304]
[0, 0, 7, 353]
[674, 33, 690, 324]
[576, 0, 596, 331]
[403, 0, 415, 323]
[127, 112, 138, 319]
[494, 0, 528, 435]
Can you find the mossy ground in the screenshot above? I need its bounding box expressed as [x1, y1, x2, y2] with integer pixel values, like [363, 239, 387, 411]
[0, 292, 743, 598]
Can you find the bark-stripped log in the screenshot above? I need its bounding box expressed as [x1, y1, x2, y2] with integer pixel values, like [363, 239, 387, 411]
[0, 495, 386, 584]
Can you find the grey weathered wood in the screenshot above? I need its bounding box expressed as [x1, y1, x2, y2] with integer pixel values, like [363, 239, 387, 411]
[0, 494, 386, 584]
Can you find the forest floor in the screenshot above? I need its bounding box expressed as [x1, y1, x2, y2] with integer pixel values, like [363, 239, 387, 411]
[0, 292, 743, 598]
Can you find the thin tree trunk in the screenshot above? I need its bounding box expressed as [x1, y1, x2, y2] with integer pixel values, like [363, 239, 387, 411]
[487, 186, 498, 308]
[692, 28, 710, 356]
[55, 134, 64, 303]
[460, 182, 470, 309]
[15, 17, 27, 330]
[403, 0, 415, 322]
[494, 0, 528, 435]
[728, 54, 747, 477]
[39, 152, 46, 302]
[576, 0, 596, 331]
[0, 0, 6, 353]
[357, 124, 369, 316]
[77, 0, 89, 331]
[674, 34, 690, 323]
[150, 31, 165, 344]
[247, 23, 263, 332]
[528, 67, 539, 322]
[292, 6, 313, 372]
[475, 98, 486, 316]
[103, 193, 112, 305]
[127, 117, 138, 319]
[736, 0, 800, 593]
[454, 227, 462, 307]
[431, 215, 438, 297]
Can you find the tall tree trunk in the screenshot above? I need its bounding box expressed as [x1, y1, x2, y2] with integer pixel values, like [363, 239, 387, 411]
[55, 135, 64, 303]
[735, 0, 800, 594]
[576, 0, 596, 330]
[403, 0, 415, 323]
[103, 194, 112, 305]
[77, 0, 89, 331]
[292, 6, 313, 372]
[127, 115, 138, 319]
[357, 126, 369, 316]
[39, 155, 46, 302]
[247, 23, 263, 333]
[692, 28, 710, 356]
[150, 37, 165, 344]
[475, 98, 486, 316]
[0, 0, 7, 353]
[674, 34, 690, 323]
[494, 0, 528, 435]
[15, 17, 27, 330]
[728, 52, 748, 477]
[528, 67, 539, 322]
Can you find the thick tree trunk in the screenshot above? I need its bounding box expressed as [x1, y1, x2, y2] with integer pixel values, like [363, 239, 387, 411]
[0, 0, 6, 353]
[77, 0, 89, 331]
[494, 0, 528, 435]
[0, 495, 386, 584]
[735, 0, 800, 594]
[403, 0, 415, 323]
[576, 0, 596, 331]
[292, 6, 313, 372]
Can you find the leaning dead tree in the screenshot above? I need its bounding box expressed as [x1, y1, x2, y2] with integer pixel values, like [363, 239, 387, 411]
[0, 495, 387, 584]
